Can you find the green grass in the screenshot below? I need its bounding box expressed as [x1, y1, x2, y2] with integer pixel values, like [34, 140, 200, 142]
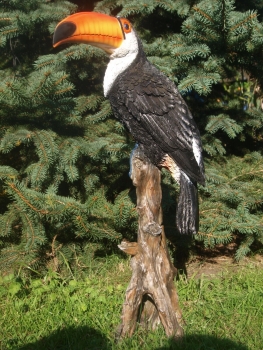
[0, 255, 262, 350]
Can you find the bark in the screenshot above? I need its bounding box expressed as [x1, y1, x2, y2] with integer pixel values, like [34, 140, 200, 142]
[117, 146, 184, 340]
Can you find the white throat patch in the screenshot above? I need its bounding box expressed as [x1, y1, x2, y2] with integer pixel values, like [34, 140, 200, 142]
[103, 30, 139, 97]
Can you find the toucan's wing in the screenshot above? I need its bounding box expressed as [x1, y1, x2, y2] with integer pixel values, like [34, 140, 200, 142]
[115, 59, 205, 184]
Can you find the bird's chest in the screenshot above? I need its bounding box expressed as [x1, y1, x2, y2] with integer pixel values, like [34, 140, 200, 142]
[103, 54, 137, 97]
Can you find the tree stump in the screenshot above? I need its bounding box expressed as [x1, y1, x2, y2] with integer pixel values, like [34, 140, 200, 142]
[117, 146, 184, 340]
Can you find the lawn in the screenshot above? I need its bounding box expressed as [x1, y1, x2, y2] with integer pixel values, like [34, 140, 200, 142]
[0, 254, 262, 350]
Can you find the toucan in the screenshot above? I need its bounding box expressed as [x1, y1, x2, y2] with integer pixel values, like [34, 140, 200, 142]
[53, 12, 205, 235]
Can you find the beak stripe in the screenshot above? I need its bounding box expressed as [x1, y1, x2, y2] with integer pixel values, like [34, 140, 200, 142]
[117, 17, 126, 39]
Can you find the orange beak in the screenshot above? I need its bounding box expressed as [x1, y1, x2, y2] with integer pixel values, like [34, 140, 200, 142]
[53, 12, 124, 54]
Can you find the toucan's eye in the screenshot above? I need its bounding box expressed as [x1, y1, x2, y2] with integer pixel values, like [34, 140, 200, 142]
[120, 18, 132, 34]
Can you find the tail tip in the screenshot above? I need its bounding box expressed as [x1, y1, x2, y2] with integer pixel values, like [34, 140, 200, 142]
[176, 224, 198, 235]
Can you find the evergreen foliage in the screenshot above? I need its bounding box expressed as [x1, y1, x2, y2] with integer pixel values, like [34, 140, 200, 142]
[0, 0, 136, 271]
[0, 0, 263, 272]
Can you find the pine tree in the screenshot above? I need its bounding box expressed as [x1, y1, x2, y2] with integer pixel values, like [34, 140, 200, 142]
[0, 0, 137, 272]
[0, 0, 263, 273]
[172, 0, 263, 259]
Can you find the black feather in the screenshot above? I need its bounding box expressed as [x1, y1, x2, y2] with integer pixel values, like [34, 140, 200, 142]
[176, 174, 199, 235]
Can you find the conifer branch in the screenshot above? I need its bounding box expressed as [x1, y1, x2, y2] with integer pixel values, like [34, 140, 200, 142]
[6, 182, 48, 214]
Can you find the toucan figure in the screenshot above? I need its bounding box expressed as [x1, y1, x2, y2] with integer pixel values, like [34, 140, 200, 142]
[53, 12, 205, 235]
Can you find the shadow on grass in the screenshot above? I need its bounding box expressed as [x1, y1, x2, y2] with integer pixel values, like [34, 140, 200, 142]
[18, 325, 110, 350]
[17, 325, 248, 350]
[156, 334, 249, 350]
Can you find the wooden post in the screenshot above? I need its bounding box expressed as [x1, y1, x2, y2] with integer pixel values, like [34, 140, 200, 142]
[117, 146, 184, 340]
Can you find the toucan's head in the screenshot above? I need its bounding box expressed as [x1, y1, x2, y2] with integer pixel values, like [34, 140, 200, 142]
[53, 12, 138, 58]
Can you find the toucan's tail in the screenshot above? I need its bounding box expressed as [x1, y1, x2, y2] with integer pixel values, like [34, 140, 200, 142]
[176, 173, 199, 235]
